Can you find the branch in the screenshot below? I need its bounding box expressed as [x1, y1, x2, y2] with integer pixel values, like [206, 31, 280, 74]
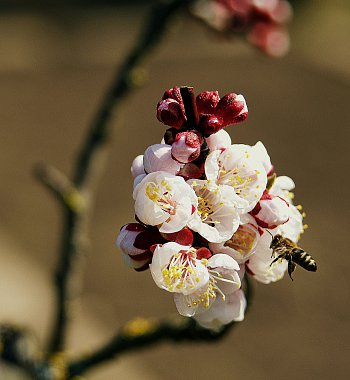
[73, 0, 192, 189]
[1, 279, 253, 379]
[46, 0, 192, 355]
[34, 163, 85, 213]
[67, 277, 253, 378]
[67, 318, 231, 378]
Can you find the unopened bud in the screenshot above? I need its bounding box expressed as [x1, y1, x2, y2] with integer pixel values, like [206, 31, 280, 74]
[253, 0, 292, 24]
[157, 99, 186, 129]
[131, 155, 145, 178]
[216, 93, 248, 126]
[250, 191, 289, 229]
[196, 91, 220, 114]
[198, 114, 224, 137]
[249, 23, 289, 57]
[116, 223, 163, 271]
[171, 131, 202, 163]
[144, 144, 183, 175]
[162, 86, 183, 103]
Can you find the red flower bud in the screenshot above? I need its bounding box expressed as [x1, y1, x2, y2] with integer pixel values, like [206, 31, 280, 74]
[198, 114, 224, 137]
[196, 91, 220, 114]
[116, 223, 163, 271]
[162, 86, 183, 103]
[216, 93, 248, 126]
[249, 23, 289, 57]
[249, 191, 290, 229]
[157, 99, 186, 129]
[171, 131, 202, 163]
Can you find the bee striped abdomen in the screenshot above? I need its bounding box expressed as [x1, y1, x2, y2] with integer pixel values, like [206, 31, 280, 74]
[291, 248, 317, 272]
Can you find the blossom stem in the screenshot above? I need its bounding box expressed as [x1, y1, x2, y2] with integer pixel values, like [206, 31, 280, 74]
[46, 0, 192, 355]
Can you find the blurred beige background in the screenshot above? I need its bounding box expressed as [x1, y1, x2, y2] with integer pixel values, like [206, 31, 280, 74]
[0, 1, 349, 379]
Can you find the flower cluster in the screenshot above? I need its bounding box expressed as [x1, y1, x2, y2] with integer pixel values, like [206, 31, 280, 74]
[116, 86, 306, 331]
[192, 0, 292, 57]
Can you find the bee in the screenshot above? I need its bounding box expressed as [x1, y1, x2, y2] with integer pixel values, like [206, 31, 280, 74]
[269, 234, 317, 280]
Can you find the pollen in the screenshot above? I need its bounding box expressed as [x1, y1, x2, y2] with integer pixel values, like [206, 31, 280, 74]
[146, 183, 160, 201]
[197, 196, 213, 221]
[161, 249, 201, 292]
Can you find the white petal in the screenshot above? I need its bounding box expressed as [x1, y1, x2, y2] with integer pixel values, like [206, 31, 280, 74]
[271, 175, 295, 193]
[204, 150, 221, 182]
[277, 204, 304, 242]
[144, 144, 183, 175]
[134, 172, 197, 231]
[205, 130, 232, 151]
[207, 253, 240, 271]
[194, 289, 246, 331]
[251, 141, 272, 174]
[133, 174, 146, 191]
[131, 155, 145, 178]
[150, 243, 209, 295]
[208, 144, 268, 213]
[158, 196, 193, 233]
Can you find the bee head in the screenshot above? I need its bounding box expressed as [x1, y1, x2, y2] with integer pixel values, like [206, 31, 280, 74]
[270, 234, 282, 249]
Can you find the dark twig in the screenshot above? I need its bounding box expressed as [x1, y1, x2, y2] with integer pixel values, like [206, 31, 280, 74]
[47, 0, 192, 355]
[67, 277, 253, 378]
[1, 1, 255, 378]
[67, 319, 229, 378]
[0, 274, 252, 379]
[34, 163, 84, 213]
[74, 0, 192, 189]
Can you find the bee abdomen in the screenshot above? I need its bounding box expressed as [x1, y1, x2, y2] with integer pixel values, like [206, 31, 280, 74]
[292, 248, 317, 271]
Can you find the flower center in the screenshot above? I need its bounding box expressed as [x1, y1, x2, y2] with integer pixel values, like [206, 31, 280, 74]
[224, 224, 257, 256]
[146, 180, 176, 215]
[197, 196, 213, 221]
[218, 160, 260, 199]
[194, 183, 222, 225]
[184, 276, 218, 310]
[161, 249, 200, 292]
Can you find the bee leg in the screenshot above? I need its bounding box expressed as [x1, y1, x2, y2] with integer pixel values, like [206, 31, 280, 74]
[270, 254, 284, 267]
[287, 256, 296, 281]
